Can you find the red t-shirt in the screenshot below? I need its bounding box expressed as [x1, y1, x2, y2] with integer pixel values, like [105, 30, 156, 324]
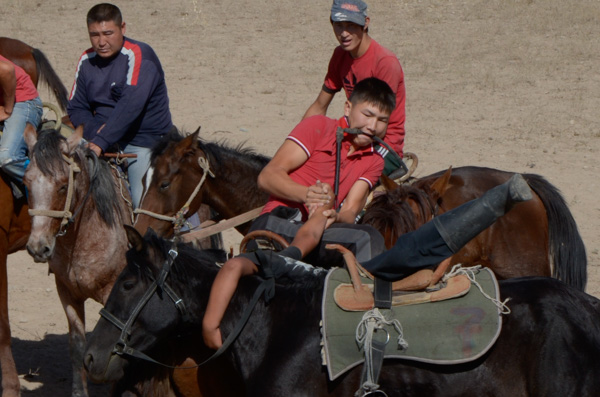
[0, 55, 38, 105]
[262, 115, 384, 220]
[324, 39, 406, 156]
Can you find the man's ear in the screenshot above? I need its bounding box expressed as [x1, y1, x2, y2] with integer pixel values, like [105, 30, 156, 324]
[363, 17, 370, 31]
[344, 99, 352, 118]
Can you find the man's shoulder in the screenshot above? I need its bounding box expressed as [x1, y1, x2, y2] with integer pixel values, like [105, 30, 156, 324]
[369, 40, 401, 63]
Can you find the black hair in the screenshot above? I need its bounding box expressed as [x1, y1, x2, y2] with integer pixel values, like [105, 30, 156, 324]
[349, 77, 396, 115]
[87, 3, 123, 26]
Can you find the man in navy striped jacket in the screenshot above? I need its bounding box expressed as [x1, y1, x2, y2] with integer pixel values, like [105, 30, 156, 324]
[67, 3, 173, 207]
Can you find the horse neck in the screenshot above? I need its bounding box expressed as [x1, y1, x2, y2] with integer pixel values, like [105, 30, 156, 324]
[198, 151, 267, 218]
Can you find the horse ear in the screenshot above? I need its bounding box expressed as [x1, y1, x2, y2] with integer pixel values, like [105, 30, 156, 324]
[176, 128, 200, 158]
[379, 173, 400, 192]
[23, 123, 38, 152]
[125, 225, 145, 252]
[429, 167, 453, 200]
[67, 125, 84, 154]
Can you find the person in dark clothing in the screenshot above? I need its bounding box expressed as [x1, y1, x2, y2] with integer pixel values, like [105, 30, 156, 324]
[67, 3, 173, 207]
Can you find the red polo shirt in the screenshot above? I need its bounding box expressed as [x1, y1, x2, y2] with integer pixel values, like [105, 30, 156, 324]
[324, 39, 405, 156]
[0, 55, 38, 105]
[262, 115, 384, 220]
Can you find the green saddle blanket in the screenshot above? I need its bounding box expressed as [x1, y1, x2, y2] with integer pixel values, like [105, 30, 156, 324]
[321, 266, 502, 380]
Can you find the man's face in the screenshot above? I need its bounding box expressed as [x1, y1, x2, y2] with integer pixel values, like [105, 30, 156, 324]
[344, 100, 389, 148]
[88, 20, 126, 59]
[331, 19, 369, 55]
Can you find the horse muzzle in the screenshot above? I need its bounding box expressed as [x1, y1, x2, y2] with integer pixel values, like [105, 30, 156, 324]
[26, 235, 55, 263]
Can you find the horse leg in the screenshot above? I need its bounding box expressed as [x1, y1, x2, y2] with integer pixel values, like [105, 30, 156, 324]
[0, 238, 20, 397]
[55, 278, 88, 397]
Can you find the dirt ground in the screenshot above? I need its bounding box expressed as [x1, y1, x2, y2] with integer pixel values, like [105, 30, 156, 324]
[1, 0, 599, 395]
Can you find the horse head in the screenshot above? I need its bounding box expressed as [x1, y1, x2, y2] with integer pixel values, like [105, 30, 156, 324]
[361, 168, 454, 249]
[23, 125, 86, 262]
[84, 226, 223, 383]
[135, 128, 210, 237]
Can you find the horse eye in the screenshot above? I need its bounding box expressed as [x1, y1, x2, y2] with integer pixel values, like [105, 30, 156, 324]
[58, 185, 68, 193]
[159, 181, 170, 191]
[122, 280, 136, 291]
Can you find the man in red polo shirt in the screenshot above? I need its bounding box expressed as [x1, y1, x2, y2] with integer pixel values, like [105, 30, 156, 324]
[257, 77, 392, 229]
[303, 0, 406, 177]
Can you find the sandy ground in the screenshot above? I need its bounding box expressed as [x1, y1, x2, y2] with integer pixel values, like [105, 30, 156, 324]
[1, 0, 599, 395]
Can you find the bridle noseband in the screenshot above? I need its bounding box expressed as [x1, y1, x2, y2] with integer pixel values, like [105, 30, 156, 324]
[99, 247, 188, 366]
[134, 156, 215, 235]
[28, 154, 85, 237]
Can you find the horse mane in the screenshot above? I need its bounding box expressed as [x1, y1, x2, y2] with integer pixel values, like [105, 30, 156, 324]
[32, 129, 126, 227]
[150, 128, 270, 170]
[361, 183, 436, 244]
[128, 231, 327, 312]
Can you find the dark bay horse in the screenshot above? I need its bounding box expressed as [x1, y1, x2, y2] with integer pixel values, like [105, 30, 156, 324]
[361, 166, 587, 290]
[0, 37, 69, 111]
[85, 228, 600, 396]
[135, 128, 270, 238]
[23, 126, 134, 397]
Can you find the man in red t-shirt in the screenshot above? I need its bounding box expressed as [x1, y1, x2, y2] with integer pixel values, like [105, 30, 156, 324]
[303, 0, 406, 176]
[258, 77, 394, 226]
[0, 55, 42, 197]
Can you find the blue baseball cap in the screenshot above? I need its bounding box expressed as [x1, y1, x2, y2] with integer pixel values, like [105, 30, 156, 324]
[330, 0, 368, 26]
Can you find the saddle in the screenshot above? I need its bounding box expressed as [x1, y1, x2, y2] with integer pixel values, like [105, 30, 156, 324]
[326, 244, 471, 311]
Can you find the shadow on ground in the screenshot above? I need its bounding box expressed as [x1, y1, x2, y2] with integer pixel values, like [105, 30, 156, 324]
[12, 333, 111, 396]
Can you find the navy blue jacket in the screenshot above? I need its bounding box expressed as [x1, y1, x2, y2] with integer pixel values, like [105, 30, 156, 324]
[67, 37, 172, 151]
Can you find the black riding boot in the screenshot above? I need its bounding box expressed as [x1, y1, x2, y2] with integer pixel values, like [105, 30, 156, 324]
[361, 174, 532, 281]
[432, 173, 532, 253]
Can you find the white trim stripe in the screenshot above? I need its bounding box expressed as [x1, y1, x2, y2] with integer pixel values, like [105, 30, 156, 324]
[287, 136, 311, 158]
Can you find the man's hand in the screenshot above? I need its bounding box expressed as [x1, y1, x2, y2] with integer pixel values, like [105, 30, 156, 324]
[0, 106, 11, 122]
[87, 142, 102, 156]
[305, 180, 332, 207]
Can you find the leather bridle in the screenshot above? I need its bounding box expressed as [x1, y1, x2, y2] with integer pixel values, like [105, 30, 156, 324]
[134, 156, 215, 235]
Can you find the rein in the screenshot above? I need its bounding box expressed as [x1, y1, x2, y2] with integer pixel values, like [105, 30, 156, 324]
[28, 154, 88, 237]
[134, 156, 215, 235]
[99, 244, 269, 370]
[335, 127, 407, 209]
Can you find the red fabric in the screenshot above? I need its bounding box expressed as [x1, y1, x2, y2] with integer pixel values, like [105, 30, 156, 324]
[0, 55, 38, 104]
[262, 115, 384, 220]
[324, 39, 405, 155]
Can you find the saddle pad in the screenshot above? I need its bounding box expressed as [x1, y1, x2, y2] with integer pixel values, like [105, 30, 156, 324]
[321, 266, 502, 380]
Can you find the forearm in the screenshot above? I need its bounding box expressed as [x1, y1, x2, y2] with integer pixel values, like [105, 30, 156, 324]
[0, 64, 16, 114]
[302, 100, 327, 120]
[258, 167, 309, 204]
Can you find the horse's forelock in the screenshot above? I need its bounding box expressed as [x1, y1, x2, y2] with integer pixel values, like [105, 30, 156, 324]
[31, 129, 69, 175]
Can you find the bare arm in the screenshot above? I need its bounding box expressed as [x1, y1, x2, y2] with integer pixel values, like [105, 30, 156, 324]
[291, 182, 336, 256]
[0, 60, 16, 121]
[257, 140, 331, 206]
[328, 179, 371, 225]
[302, 89, 335, 120]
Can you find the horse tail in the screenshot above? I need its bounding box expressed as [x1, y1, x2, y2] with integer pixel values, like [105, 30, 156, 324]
[524, 173, 587, 291]
[31, 48, 69, 112]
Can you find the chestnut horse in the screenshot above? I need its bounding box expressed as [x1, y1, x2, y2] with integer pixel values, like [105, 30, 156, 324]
[135, 128, 270, 237]
[0, 37, 68, 397]
[23, 126, 133, 397]
[361, 166, 587, 290]
[84, 227, 600, 396]
[0, 37, 69, 111]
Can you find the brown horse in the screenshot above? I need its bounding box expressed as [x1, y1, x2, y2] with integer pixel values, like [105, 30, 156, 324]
[23, 125, 134, 397]
[0, 176, 30, 397]
[0, 37, 69, 111]
[135, 128, 270, 238]
[361, 166, 587, 290]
